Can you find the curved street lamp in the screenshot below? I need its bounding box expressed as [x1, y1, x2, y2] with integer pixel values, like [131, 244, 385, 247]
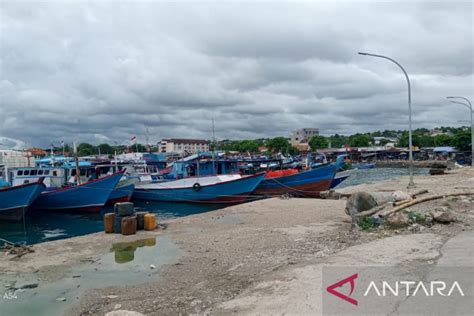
[447, 96, 473, 167]
[358, 52, 415, 188]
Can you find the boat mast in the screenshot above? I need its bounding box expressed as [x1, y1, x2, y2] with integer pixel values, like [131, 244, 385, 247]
[73, 142, 81, 185]
[212, 118, 216, 175]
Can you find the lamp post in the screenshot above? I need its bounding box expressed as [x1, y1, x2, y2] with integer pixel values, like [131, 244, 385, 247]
[447, 96, 473, 167]
[358, 52, 415, 188]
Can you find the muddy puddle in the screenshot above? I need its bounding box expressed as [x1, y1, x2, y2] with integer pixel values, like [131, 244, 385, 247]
[0, 236, 182, 316]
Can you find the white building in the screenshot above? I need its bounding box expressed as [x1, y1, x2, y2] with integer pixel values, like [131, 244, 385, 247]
[290, 128, 319, 144]
[0, 150, 34, 168]
[160, 139, 210, 154]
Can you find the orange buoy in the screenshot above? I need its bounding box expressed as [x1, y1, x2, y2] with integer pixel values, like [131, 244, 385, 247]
[121, 215, 137, 236]
[104, 213, 115, 233]
[144, 213, 157, 231]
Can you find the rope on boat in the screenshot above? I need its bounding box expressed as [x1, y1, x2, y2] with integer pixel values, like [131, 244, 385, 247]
[0, 238, 34, 259]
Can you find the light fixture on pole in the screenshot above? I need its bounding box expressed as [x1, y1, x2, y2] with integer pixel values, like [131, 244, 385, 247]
[358, 52, 415, 188]
[447, 96, 473, 167]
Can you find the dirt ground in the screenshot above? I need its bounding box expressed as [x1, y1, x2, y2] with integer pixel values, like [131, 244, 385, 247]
[1, 167, 473, 315]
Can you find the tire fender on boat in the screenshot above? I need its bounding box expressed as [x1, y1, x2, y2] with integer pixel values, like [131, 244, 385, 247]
[193, 183, 201, 191]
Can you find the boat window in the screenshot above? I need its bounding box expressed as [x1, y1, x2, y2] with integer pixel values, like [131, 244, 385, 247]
[23, 180, 30, 184]
[38, 170, 44, 175]
[17, 170, 23, 176]
[53, 170, 57, 176]
[44, 170, 50, 175]
[30, 170, 37, 176]
[23, 170, 30, 175]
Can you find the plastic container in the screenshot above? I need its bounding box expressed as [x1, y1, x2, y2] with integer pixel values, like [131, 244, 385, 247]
[114, 202, 135, 217]
[114, 215, 123, 233]
[135, 211, 148, 230]
[103, 213, 115, 233]
[144, 213, 157, 231]
[121, 215, 137, 236]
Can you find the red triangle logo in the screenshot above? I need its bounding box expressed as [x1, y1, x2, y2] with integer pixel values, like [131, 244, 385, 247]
[326, 273, 358, 306]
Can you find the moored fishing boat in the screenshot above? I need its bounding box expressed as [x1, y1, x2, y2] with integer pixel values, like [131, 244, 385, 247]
[330, 169, 352, 188]
[133, 173, 265, 204]
[106, 183, 135, 206]
[254, 163, 336, 197]
[0, 179, 46, 221]
[32, 172, 123, 212]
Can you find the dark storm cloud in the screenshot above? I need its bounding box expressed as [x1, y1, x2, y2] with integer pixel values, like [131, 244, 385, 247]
[0, 0, 472, 147]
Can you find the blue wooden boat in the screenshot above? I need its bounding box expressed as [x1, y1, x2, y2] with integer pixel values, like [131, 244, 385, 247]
[133, 173, 265, 204]
[330, 170, 352, 188]
[32, 172, 123, 213]
[0, 179, 46, 221]
[106, 183, 135, 206]
[254, 163, 336, 197]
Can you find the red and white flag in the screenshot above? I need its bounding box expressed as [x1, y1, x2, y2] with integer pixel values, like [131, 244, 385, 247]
[130, 136, 137, 144]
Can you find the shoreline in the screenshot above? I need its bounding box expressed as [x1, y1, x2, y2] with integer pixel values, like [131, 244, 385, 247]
[1, 167, 473, 315]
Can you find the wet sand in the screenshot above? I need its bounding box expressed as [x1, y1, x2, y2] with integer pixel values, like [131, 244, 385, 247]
[1, 167, 473, 315]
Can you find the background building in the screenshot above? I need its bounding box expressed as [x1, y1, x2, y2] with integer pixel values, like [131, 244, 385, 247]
[160, 138, 210, 154]
[290, 128, 319, 144]
[0, 150, 34, 168]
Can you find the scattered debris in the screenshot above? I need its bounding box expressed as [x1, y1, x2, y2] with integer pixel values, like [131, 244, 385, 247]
[378, 192, 474, 218]
[430, 208, 456, 223]
[429, 168, 445, 175]
[56, 297, 66, 302]
[0, 238, 35, 260]
[386, 212, 409, 227]
[392, 191, 412, 202]
[105, 310, 144, 316]
[18, 283, 39, 290]
[150, 264, 156, 269]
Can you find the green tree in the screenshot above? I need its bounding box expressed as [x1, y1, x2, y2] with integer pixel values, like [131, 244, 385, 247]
[97, 143, 113, 155]
[349, 134, 370, 147]
[418, 135, 435, 148]
[237, 140, 260, 153]
[266, 137, 291, 153]
[452, 130, 471, 151]
[433, 134, 453, 147]
[77, 143, 95, 156]
[328, 134, 349, 148]
[133, 143, 148, 152]
[397, 132, 424, 148]
[309, 135, 329, 150]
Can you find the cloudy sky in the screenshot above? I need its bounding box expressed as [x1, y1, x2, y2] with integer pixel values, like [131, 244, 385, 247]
[0, 0, 472, 148]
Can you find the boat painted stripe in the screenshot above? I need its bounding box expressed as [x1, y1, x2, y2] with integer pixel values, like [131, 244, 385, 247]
[137, 172, 264, 190]
[0, 205, 29, 211]
[35, 203, 103, 210]
[40, 172, 124, 195]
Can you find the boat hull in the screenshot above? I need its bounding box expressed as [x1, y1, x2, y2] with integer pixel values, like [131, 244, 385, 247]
[106, 183, 135, 206]
[133, 173, 265, 204]
[254, 164, 336, 197]
[0, 181, 46, 221]
[32, 172, 123, 213]
[330, 170, 351, 189]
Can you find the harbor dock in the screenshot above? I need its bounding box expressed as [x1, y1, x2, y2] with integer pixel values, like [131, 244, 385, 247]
[1, 167, 473, 315]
